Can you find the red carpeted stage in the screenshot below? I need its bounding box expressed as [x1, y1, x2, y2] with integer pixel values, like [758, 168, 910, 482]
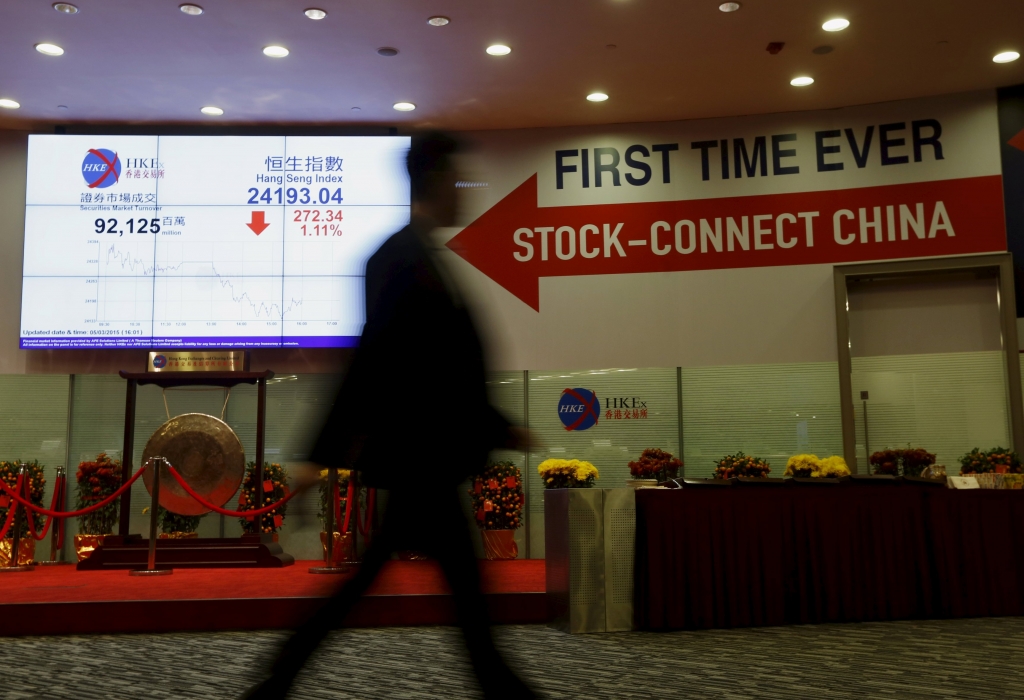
[0, 559, 548, 636]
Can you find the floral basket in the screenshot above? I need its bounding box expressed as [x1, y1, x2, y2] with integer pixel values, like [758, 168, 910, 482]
[538, 459, 598, 489]
[959, 448, 1021, 475]
[784, 454, 850, 478]
[469, 461, 524, 534]
[237, 462, 289, 535]
[75, 453, 120, 536]
[628, 448, 682, 482]
[871, 448, 936, 477]
[713, 452, 770, 479]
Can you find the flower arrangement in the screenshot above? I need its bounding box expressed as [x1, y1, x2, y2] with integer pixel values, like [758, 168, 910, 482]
[469, 460, 524, 530]
[628, 448, 683, 481]
[537, 458, 599, 489]
[317, 467, 351, 531]
[959, 447, 1021, 475]
[712, 452, 771, 479]
[819, 456, 851, 478]
[784, 454, 820, 478]
[237, 461, 289, 535]
[870, 448, 936, 477]
[0, 460, 46, 536]
[75, 452, 120, 535]
[784, 454, 851, 478]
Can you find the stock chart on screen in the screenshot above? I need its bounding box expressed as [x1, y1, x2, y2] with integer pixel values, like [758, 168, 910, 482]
[20, 134, 411, 348]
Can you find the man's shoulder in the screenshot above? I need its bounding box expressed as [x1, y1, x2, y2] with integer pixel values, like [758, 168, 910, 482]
[367, 224, 424, 271]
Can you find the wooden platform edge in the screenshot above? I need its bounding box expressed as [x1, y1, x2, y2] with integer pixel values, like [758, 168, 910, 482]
[0, 592, 550, 636]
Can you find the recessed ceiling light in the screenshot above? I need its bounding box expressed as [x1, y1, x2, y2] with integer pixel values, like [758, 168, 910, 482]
[427, 16, 450, 26]
[719, 2, 741, 12]
[200, 106, 224, 116]
[263, 45, 289, 58]
[822, 18, 850, 32]
[0, 99, 20, 109]
[179, 4, 203, 15]
[790, 76, 814, 86]
[587, 92, 609, 102]
[304, 8, 327, 20]
[351, 107, 361, 111]
[486, 44, 512, 56]
[393, 102, 416, 111]
[35, 43, 65, 56]
[993, 51, 1020, 64]
[377, 47, 399, 56]
[52, 3, 78, 14]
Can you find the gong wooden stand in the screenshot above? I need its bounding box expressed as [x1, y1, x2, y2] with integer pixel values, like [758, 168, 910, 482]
[76, 369, 293, 570]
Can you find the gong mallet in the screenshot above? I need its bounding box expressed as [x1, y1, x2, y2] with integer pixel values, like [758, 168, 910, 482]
[38, 466, 70, 566]
[0, 464, 34, 572]
[131, 457, 172, 577]
[309, 465, 349, 574]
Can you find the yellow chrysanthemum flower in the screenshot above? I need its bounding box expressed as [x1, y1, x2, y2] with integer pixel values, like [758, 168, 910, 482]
[785, 454, 821, 477]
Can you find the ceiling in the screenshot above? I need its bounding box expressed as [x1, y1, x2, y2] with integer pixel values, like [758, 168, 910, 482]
[0, 0, 1022, 132]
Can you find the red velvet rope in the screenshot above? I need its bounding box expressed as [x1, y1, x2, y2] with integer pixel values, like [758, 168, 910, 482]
[0, 467, 144, 518]
[0, 473, 25, 540]
[167, 466, 297, 517]
[26, 474, 66, 541]
[341, 479, 355, 533]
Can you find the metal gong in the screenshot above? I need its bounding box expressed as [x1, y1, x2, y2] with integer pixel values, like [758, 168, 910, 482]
[141, 413, 245, 516]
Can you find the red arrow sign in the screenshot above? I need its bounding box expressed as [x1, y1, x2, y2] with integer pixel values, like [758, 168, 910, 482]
[247, 211, 270, 235]
[445, 174, 1006, 311]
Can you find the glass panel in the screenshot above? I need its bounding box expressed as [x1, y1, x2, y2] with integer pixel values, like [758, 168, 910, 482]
[0, 374, 70, 560]
[526, 367, 679, 557]
[852, 352, 1010, 471]
[847, 273, 1009, 473]
[681, 362, 843, 478]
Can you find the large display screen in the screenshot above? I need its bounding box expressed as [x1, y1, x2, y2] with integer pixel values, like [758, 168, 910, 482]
[20, 135, 410, 349]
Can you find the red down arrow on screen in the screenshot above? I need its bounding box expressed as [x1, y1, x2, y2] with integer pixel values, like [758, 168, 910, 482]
[247, 211, 270, 235]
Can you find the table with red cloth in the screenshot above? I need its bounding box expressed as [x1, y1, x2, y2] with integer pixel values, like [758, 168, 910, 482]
[634, 482, 1024, 631]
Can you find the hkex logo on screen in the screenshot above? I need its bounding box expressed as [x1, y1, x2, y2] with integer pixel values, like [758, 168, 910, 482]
[558, 388, 600, 431]
[81, 148, 122, 188]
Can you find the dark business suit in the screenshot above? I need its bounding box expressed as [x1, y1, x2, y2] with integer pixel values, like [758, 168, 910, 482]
[248, 219, 533, 699]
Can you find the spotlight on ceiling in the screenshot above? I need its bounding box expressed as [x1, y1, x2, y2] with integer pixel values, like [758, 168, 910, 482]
[201, 106, 224, 116]
[377, 47, 399, 56]
[822, 18, 850, 31]
[486, 44, 512, 56]
[52, 3, 78, 14]
[393, 102, 416, 112]
[790, 76, 814, 86]
[587, 92, 609, 102]
[263, 45, 289, 58]
[428, 16, 450, 26]
[179, 4, 203, 15]
[719, 2, 741, 12]
[35, 43, 65, 56]
[304, 8, 327, 20]
[993, 51, 1020, 64]
[0, 98, 21, 109]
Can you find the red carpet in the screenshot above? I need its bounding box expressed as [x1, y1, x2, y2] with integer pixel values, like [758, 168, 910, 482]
[0, 560, 548, 636]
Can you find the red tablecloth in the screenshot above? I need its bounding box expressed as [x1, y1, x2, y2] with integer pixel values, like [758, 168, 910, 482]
[634, 484, 1024, 631]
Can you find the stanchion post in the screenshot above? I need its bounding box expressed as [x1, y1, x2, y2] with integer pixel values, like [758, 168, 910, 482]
[130, 457, 172, 577]
[309, 466, 349, 574]
[1, 464, 34, 572]
[38, 466, 69, 566]
[254, 376, 267, 537]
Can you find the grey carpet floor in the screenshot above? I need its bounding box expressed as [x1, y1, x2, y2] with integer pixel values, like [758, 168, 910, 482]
[4, 617, 1023, 699]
